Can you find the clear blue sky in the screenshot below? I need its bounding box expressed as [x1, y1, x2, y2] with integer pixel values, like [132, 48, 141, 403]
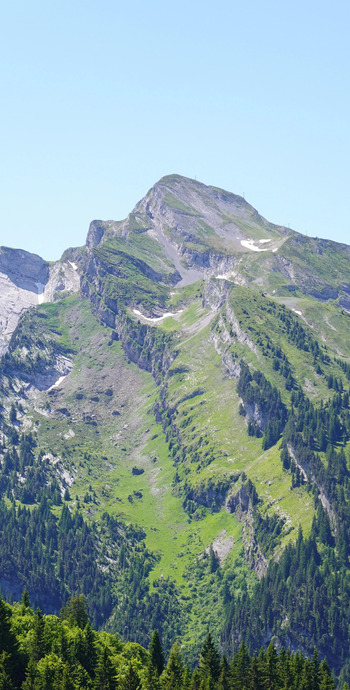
[1, 0, 349, 259]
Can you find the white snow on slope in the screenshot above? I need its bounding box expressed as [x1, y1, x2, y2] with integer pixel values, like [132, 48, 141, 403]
[35, 282, 45, 304]
[48, 375, 67, 391]
[241, 239, 271, 252]
[133, 309, 183, 322]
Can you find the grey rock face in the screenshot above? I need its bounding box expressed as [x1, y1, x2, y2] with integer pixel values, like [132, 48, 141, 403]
[43, 260, 80, 302]
[0, 247, 49, 287]
[0, 248, 49, 355]
[0, 247, 80, 355]
[86, 220, 107, 248]
[86, 220, 120, 249]
[308, 286, 339, 301]
[339, 294, 350, 312]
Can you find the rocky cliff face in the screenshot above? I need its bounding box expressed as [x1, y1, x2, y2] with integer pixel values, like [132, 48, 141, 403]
[43, 259, 80, 303]
[0, 247, 49, 355]
[0, 247, 81, 355]
[125, 174, 289, 286]
[84, 174, 349, 311]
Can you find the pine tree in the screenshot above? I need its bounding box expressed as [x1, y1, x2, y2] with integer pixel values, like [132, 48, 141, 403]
[32, 653, 65, 690]
[182, 667, 192, 689]
[149, 629, 165, 676]
[319, 660, 335, 690]
[265, 642, 278, 689]
[21, 588, 30, 609]
[217, 654, 230, 690]
[60, 664, 76, 690]
[249, 655, 263, 690]
[21, 660, 36, 690]
[0, 651, 14, 690]
[0, 598, 18, 666]
[58, 627, 69, 664]
[232, 642, 250, 688]
[118, 661, 141, 690]
[30, 609, 45, 664]
[162, 642, 184, 689]
[199, 633, 220, 683]
[144, 662, 161, 690]
[209, 546, 219, 574]
[311, 648, 320, 690]
[82, 622, 97, 677]
[300, 658, 313, 690]
[60, 595, 89, 629]
[277, 647, 293, 689]
[94, 646, 115, 690]
[190, 668, 202, 689]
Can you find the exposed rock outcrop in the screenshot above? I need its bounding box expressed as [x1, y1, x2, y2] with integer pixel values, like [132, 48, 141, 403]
[0, 247, 49, 355]
[226, 484, 268, 578]
[86, 220, 116, 249]
[43, 260, 80, 302]
[0, 245, 81, 356]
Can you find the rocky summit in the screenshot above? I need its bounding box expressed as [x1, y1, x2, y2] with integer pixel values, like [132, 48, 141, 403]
[0, 175, 350, 677]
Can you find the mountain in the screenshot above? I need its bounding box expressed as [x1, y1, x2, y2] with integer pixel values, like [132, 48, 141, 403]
[0, 174, 350, 677]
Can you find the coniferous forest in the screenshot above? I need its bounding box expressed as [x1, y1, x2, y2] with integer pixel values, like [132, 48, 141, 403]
[0, 592, 345, 689]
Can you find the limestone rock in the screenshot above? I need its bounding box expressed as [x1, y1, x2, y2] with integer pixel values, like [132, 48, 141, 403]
[0, 247, 49, 355]
[0, 247, 80, 355]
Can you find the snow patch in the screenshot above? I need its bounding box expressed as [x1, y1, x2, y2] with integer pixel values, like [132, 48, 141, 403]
[133, 308, 183, 322]
[259, 239, 271, 244]
[216, 273, 234, 281]
[241, 239, 271, 252]
[292, 309, 303, 316]
[35, 282, 45, 304]
[68, 261, 78, 271]
[48, 375, 67, 391]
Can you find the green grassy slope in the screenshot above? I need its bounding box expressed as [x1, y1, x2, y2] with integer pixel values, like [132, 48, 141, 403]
[1, 175, 350, 665]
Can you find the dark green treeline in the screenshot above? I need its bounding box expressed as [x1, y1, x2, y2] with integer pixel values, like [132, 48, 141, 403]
[0, 592, 347, 689]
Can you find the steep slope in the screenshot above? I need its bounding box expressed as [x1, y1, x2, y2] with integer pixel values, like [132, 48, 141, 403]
[0, 175, 349, 673]
[83, 174, 350, 316]
[0, 246, 81, 355]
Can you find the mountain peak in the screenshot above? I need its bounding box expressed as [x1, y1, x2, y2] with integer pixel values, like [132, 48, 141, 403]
[0, 174, 350, 679]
